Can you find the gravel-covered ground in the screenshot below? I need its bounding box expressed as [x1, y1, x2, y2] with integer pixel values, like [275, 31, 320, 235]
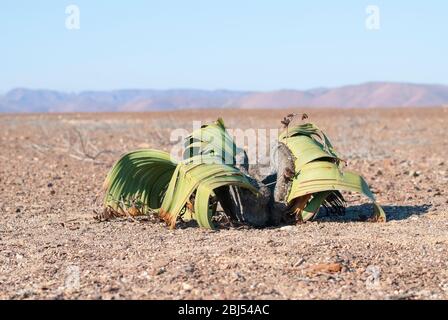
[0, 108, 447, 299]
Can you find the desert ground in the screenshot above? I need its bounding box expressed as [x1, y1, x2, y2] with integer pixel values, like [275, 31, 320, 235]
[0, 107, 447, 300]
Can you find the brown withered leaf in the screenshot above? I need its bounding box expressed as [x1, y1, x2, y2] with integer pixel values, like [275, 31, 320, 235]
[128, 206, 142, 217]
[281, 117, 290, 127]
[368, 215, 386, 223]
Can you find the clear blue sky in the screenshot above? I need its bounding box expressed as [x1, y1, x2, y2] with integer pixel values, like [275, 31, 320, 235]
[0, 0, 447, 93]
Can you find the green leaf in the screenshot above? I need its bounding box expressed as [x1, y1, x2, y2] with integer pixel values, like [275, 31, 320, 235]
[160, 155, 258, 229]
[279, 122, 339, 159]
[183, 118, 237, 165]
[282, 123, 386, 222]
[301, 191, 332, 221]
[282, 135, 339, 170]
[103, 149, 176, 213]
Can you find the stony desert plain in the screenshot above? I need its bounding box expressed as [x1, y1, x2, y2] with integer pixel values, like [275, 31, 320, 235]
[0, 107, 447, 299]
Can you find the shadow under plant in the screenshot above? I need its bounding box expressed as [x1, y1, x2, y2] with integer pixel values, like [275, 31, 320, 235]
[315, 203, 431, 222]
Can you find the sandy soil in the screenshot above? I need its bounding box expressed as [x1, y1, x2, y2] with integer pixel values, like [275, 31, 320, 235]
[0, 107, 447, 300]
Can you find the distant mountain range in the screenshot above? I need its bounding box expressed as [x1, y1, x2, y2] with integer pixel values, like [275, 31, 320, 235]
[1, 82, 448, 113]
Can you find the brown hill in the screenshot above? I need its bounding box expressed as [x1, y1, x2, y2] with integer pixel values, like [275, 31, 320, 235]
[1, 82, 447, 112]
